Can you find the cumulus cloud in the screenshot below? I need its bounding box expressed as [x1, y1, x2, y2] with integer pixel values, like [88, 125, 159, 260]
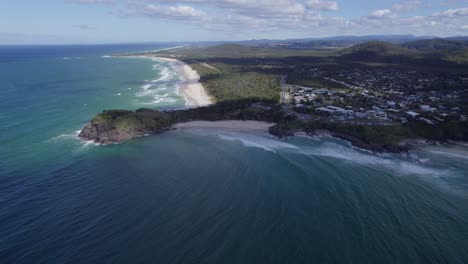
[65, 0, 468, 37]
[367, 1, 424, 20]
[306, 0, 339, 12]
[433, 8, 468, 18]
[132, 4, 206, 20]
[368, 9, 396, 20]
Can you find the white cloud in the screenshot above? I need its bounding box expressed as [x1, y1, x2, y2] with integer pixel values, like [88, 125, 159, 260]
[368, 9, 396, 20]
[136, 4, 206, 19]
[391, 1, 422, 12]
[65, 0, 468, 37]
[306, 0, 339, 12]
[433, 8, 468, 18]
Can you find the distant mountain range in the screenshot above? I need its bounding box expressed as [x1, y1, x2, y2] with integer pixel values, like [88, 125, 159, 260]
[195, 35, 466, 50]
[241, 34, 434, 44]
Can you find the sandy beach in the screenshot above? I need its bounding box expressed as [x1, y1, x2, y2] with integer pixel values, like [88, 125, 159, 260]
[172, 121, 276, 132]
[148, 56, 213, 107]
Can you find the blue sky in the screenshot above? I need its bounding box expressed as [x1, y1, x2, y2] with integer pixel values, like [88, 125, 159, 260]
[0, 0, 467, 44]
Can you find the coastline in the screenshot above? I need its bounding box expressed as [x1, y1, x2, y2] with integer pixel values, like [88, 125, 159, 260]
[131, 55, 213, 107]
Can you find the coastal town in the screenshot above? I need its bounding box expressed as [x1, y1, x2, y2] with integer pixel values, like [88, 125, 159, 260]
[86, 42, 468, 152]
[281, 66, 468, 126]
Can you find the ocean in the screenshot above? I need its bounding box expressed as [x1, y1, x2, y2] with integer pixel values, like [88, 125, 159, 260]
[0, 44, 467, 264]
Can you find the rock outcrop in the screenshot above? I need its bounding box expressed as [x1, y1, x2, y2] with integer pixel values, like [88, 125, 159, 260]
[79, 109, 172, 144]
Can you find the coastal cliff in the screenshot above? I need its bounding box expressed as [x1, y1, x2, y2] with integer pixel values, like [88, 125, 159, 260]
[79, 109, 173, 144]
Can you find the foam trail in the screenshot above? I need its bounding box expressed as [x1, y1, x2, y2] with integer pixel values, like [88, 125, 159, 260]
[46, 130, 82, 143]
[427, 150, 468, 160]
[298, 140, 449, 177]
[219, 135, 276, 152]
[215, 133, 302, 153]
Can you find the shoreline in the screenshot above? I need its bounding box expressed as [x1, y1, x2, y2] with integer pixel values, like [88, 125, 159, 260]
[130, 55, 213, 107]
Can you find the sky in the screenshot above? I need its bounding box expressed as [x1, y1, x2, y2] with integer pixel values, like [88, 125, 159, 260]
[0, 0, 467, 44]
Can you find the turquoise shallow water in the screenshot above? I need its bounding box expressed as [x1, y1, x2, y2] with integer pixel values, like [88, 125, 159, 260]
[0, 45, 467, 264]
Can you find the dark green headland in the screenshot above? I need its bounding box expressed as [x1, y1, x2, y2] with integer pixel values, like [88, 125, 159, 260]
[79, 99, 468, 153]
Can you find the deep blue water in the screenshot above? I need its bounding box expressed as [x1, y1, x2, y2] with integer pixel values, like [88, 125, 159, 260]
[0, 45, 467, 264]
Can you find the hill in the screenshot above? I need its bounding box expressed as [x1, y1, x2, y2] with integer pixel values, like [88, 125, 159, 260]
[336, 41, 421, 63]
[401, 39, 468, 63]
[401, 38, 468, 52]
[337, 40, 468, 65]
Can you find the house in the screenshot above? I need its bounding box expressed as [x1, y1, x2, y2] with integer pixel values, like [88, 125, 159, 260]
[315, 106, 354, 119]
[420, 105, 436, 113]
[355, 112, 367, 118]
[405, 111, 419, 118]
[386, 101, 396, 107]
[419, 118, 434, 125]
[366, 110, 377, 119]
[376, 111, 388, 120]
[315, 107, 334, 115]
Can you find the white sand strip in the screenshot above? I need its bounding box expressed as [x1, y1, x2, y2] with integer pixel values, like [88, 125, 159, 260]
[151, 57, 213, 107]
[127, 55, 213, 107]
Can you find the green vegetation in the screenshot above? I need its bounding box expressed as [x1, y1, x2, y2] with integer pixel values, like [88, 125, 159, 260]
[337, 39, 468, 65]
[401, 38, 468, 52]
[270, 120, 468, 152]
[163, 44, 337, 59]
[83, 102, 468, 152]
[189, 62, 280, 102]
[89, 42, 468, 150]
[79, 99, 286, 144]
[287, 75, 346, 89]
[337, 41, 423, 64]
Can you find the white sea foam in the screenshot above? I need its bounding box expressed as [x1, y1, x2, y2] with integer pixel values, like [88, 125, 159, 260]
[151, 67, 171, 83]
[142, 84, 152, 90]
[217, 133, 301, 153]
[134, 63, 182, 105]
[219, 135, 276, 152]
[211, 134, 463, 195]
[427, 150, 468, 160]
[298, 140, 449, 178]
[46, 130, 82, 143]
[211, 133, 451, 178]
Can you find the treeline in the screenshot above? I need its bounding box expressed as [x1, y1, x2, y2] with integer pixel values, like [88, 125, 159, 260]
[270, 120, 468, 152]
[170, 99, 285, 124]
